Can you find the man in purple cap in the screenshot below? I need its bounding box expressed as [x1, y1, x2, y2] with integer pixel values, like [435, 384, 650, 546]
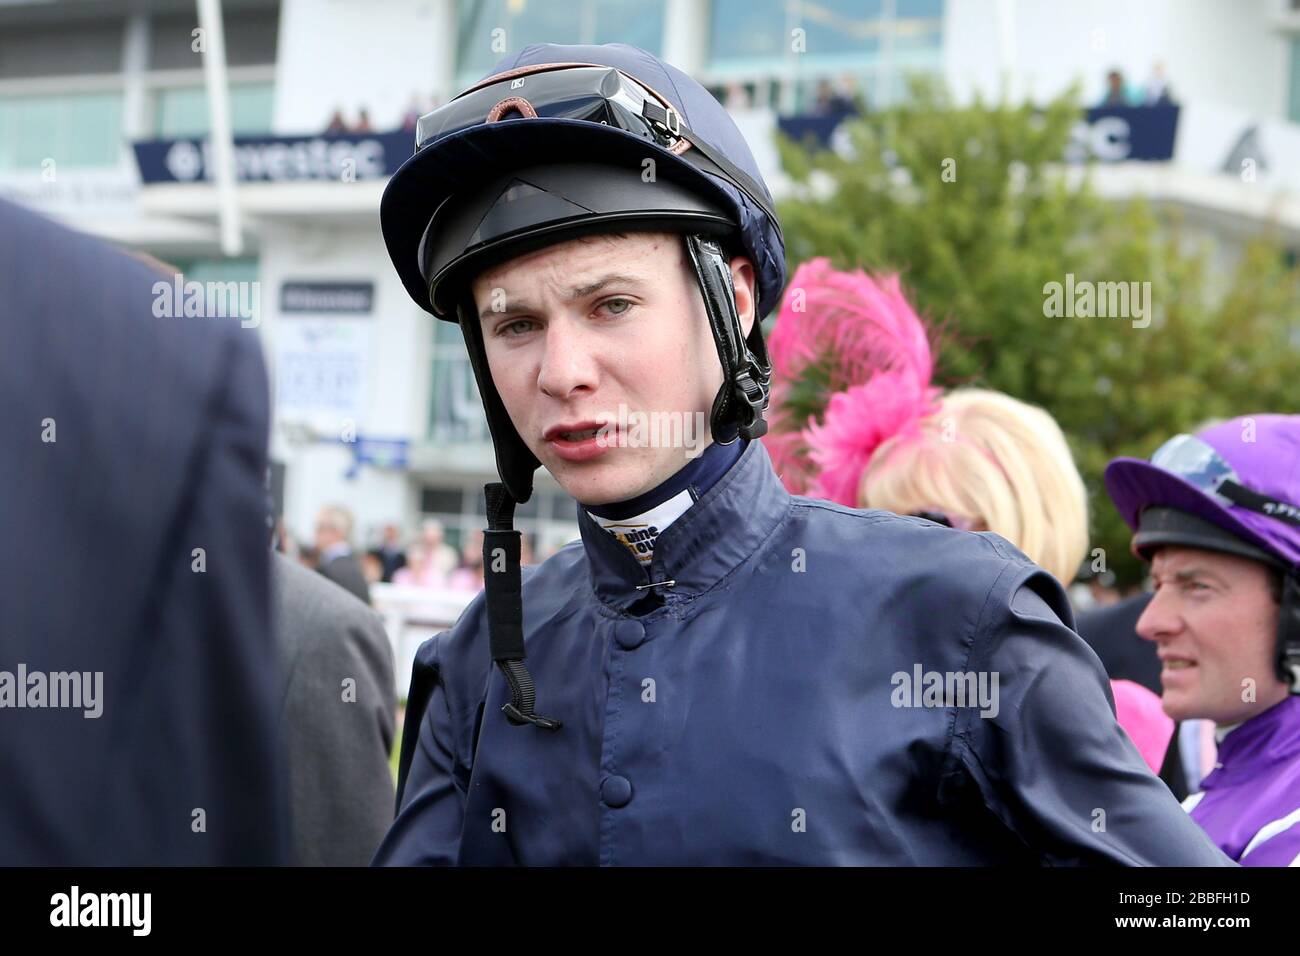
[1105, 414, 1300, 865]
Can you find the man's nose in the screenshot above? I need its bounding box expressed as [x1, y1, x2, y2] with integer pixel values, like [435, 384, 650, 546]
[537, 317, 599, 400]
[1136, 588, 1180, 644]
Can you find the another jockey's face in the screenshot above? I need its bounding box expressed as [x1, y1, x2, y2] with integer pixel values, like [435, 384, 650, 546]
[1137, 545, 1285, 723]
[472, 231, 756, 506]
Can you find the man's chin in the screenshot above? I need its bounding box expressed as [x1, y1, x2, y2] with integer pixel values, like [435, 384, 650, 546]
[545, 458, 650, 507]
[1159, 688, 1198, 723]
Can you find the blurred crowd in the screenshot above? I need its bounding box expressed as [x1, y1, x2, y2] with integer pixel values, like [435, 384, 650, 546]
[321, 93, 442, 135]
[274, 507, 555, 608]
[1098, 61, 1178, 107]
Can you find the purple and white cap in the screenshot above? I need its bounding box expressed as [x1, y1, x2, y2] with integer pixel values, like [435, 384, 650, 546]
[1104, 415, 1300, 568]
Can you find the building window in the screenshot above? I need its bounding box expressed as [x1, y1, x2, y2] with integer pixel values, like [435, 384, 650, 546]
[152, 82, 275, 138]
[706, 0, 944, 109]
[710, 0, 885, 64]
[0, 21, 125, 79]
[454, 0, 667, 88]
[0, 91, 124, 170]
[429, 315, 492, 446]
[148, 11, 280, 70]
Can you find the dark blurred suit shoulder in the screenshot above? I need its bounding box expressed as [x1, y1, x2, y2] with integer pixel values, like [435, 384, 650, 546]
[319, 553, 371, 606]
[1075, 592, 1160, 694]
[272, 552, 395, 865]
[0, 200, 287, 864]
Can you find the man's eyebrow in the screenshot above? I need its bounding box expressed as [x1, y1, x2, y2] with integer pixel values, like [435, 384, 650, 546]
[478, 273, 648, 322]
[1172, 566, 1222, 585]
[566, 273, 647, 300]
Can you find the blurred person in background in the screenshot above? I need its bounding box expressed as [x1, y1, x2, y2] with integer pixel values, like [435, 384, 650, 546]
[418, 518, 459, 583]
[448, 529, 486, 592]
[360, 552, 384, 586]
[371, 522, 408, 583]
[1099, 68, 1133, 107]
[1142, 61, 1175, 105]
[314, 504, 370, 605]
[722, 81, 752, 111]
[765, 258, 1175, 777]
[0, 198, 287, 864]
[392, 542, 428, 587]
[403, 92, 425, 131]
[1069, 564, 1124, 616]
[1104, 415, 1300, 865]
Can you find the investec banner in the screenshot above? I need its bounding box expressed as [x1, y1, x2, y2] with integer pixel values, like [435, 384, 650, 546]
[131, 131, 412, 184]
[1066, 104, 1180, 163]
[777, 104, 1179, 163]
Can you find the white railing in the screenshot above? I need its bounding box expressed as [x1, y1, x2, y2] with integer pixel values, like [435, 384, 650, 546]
[370, 582, 476, 700]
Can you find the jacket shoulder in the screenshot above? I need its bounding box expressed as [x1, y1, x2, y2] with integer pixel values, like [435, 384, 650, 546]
[793, 496, 1044, 578]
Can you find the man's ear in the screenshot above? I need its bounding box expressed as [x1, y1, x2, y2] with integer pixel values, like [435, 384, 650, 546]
[729, 255, 757, 338]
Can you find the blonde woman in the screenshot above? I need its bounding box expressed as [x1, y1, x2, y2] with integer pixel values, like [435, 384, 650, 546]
[860, 388, 1088, 587]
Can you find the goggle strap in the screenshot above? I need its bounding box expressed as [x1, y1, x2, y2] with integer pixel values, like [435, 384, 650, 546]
[1218, 480, 1300, 529]
[663, 109, 781, 237]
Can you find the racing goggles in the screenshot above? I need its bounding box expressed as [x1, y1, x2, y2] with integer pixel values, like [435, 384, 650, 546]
[1152, 433, 1300, 528]
[413, 63, 780, 235]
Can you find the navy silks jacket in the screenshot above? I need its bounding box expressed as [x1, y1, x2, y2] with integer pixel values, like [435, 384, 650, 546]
[375, 440, 1232, 866]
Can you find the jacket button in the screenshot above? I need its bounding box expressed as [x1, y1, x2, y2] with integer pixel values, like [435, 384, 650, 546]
[601, 775, 633, 808]
[614, 620, 646, 650]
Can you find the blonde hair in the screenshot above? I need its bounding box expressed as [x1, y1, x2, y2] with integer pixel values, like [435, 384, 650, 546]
[859, 388, 1089, 585]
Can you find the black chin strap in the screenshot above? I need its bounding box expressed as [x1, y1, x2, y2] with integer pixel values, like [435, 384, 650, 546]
[1279, 572, 1300, 694]
[483, 482, 562, 730]
[683, 233, 772, 445]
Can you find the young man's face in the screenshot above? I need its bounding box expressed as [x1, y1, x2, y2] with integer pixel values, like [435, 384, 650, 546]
[1136, 545, 1285, 724]
[471, 231, 756, 505]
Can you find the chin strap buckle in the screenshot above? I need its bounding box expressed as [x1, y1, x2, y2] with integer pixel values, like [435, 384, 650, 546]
[734, 364, 770, 439]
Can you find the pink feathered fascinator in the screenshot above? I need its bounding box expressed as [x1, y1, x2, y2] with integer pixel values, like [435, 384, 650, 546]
[763, 258, 941, 506]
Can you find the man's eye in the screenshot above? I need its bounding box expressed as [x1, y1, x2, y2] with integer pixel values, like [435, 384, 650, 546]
[497, 319, 536, 337]
[598, 297, 634, 316]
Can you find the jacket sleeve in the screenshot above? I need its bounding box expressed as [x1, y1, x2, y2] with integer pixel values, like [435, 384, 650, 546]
[946, 557, 1235, 866]
[371, 633, 467, 865]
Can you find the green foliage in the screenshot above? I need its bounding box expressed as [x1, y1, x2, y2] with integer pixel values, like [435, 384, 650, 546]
[776, 78, 1300, 585]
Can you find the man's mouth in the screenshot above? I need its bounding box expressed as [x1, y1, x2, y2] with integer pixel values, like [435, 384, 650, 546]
[543, 421, 608, 442]
[558, 427, 601, 441]
[542, 421, 613, 462]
